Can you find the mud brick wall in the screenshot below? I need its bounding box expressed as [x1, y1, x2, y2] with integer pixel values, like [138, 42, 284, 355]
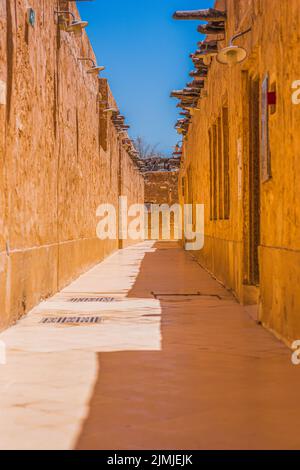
[144, 171, 179, 240]
[179, 0, 300, 343]
[144, 171, 179, 206]
[0, 1, 144, 329]
[120, 146, 145, 248]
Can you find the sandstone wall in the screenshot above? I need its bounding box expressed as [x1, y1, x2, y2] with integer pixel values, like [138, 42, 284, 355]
[144, 171, 179, 206]
[179, 0, 300, 343]
[144, 171, 179, 240]
[0, 1, 144, 330]
[120, 147, 145, 248]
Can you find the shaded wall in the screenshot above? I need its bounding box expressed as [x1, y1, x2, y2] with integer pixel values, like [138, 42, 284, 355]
[119, 145, 145, 248]
[0, 1, 144, 329]
[145, 171, 179, 240]
[144, 171, 179, 206]
[179, 0, 300, 343]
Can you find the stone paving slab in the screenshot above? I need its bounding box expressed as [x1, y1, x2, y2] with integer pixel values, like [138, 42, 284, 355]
[0, 242, 160, 450]
[0, 241, 299, 450]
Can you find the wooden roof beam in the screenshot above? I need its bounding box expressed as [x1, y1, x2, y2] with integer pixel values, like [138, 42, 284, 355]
[198, 40, 219, 49]
[197, 22, 225, 35]
[189, 69, 207, 78]
[170, 90, 200, 99]
[173, 9, 226, 22]
[187, 80, 204, 88]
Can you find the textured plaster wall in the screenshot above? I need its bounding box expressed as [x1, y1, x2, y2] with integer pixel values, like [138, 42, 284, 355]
[0, 1, 144, 330]
[180, 0, 300, 343]
[144, 171, 179, 240]
[120, 147, 145, 248]
[144, 171, 179, 206]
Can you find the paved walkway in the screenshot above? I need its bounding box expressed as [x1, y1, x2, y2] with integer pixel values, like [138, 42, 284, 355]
[0, 241, 300, 450]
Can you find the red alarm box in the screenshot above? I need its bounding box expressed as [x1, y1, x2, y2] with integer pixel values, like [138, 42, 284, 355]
[267, 91, 277, 106]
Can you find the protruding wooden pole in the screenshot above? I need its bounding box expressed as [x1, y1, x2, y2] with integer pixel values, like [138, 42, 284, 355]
[198, 40, 218, 49]
[187, 80, 204, 89]
[189, 69, 207, 78]
[173, 9, 226, 21]
[192, 59, 210, 69]
[170, 89, 200, 99]
[197, 22, 225, 35]
[183, 87, 201, 93]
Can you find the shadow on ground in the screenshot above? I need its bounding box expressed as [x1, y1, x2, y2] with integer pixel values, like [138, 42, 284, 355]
[76, 242, 300, 450]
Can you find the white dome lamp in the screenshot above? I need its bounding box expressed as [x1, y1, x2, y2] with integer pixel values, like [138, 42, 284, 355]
[103, 108, 119, 114]
[66, 19, 88, 37]
[77, 58, 105, 75]
[55, 11, 88, 37]
[87, 65, 105, 75]
[217, 27, 251, 66]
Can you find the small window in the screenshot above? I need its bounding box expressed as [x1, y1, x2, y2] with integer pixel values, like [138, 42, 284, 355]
[217, 117, 224, 220]
[269, 81, 277, 115]
[222, 107, 230, 219]
[212, 124, 218, 220]
[209, 109, 230, 221]
[209, 129, 213, 220]
[99, 79, 109, 151]
[181, 177, 185, 198]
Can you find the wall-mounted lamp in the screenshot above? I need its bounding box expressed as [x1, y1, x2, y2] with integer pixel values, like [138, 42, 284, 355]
[55, 11, 88, 36]
[103, 108, 119, 114]
[77, 58, 105, 75]
[217, 28, 251, 66]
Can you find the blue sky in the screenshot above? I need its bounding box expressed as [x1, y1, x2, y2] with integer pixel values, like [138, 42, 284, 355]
[77, 0, 211, 155]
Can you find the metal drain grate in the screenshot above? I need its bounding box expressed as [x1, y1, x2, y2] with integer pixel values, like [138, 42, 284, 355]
[69, 297, 115, 303]
[40, 316, 103, 325]
[151, 292, 222, 300]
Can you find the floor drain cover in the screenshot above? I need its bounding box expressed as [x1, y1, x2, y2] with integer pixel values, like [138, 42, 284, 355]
[151, 292, 222, 300]
[69, 297, 115, 303]
[40, 316, 103, 325]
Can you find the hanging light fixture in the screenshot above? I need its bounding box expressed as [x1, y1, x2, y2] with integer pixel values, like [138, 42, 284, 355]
[77, 58, 105, 75]
[217, 28, 252, 66]
[55, 11, 88, 36]
[103, 108, 119, 114]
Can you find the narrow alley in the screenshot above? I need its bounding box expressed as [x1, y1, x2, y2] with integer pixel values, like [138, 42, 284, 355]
[1, 0, 300, 455]
[1, 241, 299, 450]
